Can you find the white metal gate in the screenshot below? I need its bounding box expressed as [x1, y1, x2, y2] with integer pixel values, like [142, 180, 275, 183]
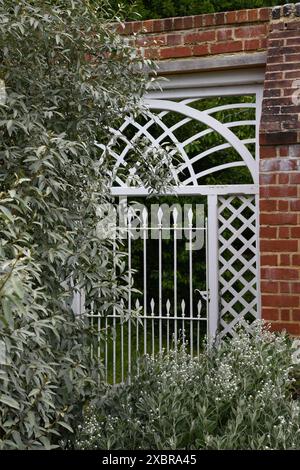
[88, 206, 209, 384]
[79, 69, 263, 383]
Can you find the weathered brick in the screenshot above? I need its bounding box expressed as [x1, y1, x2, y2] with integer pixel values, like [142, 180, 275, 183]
[291, 227, 300, 238]
[264, 74, 283, 83]
[193, 44, 210, 56]
[162, 18, 173, 31]
[235, 24, 267, 38]
[260, 131, 298, 145]
[292, 284, 300, 293]
[260, 159, 298, 172]
[151, 20, 162, 32]
[173, 17, 183, 30]
[278, 174, 289, 184]
[262, 294, 299, 307]
[260, 213, 298, 226]
[166, 34, 182, 46]
[248, 9, 259, 22]
[160, 46, 192, 59]
[279, 226, 290, 238]
[259, 146, 277, 158]
[286, 21, 300, 30]
[262, 308, 280, 321]
[260, 226, 277, 238]
[202, 14, 216, 27]
[244, 39, 262, 51]
[292, 255, 300, 265]
[266, 55, 284, 64]
[184, 31, 215, 44]
[261, 280, 279, 292]
[260, 240, 298, 253]
[215, 12, 225, 25]
[280, 254, 291, 265]
[225, 11, 237, 24]
[290, 173, 300, 184]
[210, 41, 243, 54]
[290, 200, 300, 211]
[292, 310, 300, 321]
[216, 28, 233, 41]
[183, 16, 194, 29]
[260, 186, 297, 198]
[260, 199, 277, 211]
[140, 20, 153, 33]
[236, 10, 248, 23]
[194, 16, 203, 28]
[259, 7, 271, 21]
[264, 89, 281, 97]
[261, 255, 278, 266]
[281, 309, 291, 320]
[270, 322, 300, 335]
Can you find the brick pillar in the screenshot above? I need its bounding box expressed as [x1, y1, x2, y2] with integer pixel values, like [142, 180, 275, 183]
[260, 4, 300, 335]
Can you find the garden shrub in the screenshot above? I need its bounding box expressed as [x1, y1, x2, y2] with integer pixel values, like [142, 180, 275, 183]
[74, 321, 300, 450]
[0, 0, 172, 449]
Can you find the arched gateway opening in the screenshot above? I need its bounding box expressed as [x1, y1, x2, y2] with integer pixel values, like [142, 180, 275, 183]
[92, 68, 264, 383]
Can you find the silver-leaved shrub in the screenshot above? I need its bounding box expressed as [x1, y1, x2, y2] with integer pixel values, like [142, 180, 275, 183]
[0, 0, 173, 449]
[74, 321, 300, 450]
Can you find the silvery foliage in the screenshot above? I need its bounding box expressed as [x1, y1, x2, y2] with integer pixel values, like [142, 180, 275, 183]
[115, 136, 179, 194]
[74, 321, 300, 450]
[0, 0, 174, 449]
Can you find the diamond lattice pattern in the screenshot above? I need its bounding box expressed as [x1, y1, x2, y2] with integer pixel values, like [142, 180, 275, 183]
[218, 195, 259, 338]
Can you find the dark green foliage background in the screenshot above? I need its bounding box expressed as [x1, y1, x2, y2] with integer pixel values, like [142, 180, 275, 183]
[110, 0, 287, 20]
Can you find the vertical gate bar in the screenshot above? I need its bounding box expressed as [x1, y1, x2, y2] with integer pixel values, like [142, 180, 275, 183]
[205, 216, 209, 341]
[207, 195, 219, 346]
[255, 194, 261, 318]
[158, 208, 163, 354]
[158, 236, 162, 354]
[173, 208, 178, 351]
[151, 298, 155, 358]
[128, 211, 132, 382]
[188, 209, 193, 356]
[136, 318, 139, 375]
[143, 208, 147, 355]
[136, 299, 140, 376]
[121, 319, 124, 383]
[166, 299, 170, 352]
[197, 300, 200, 358]
[113, 319, 116, 384]
[181, 299, 185, 346]
[105, 317, 108, 383]
[113, 241, 116, 385]
[97, 311, 100, 369]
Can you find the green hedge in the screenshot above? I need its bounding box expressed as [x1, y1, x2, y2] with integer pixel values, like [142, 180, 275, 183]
[109, 0, 288, 20]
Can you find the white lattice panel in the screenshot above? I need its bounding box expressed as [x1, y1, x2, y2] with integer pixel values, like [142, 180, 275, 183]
[218, 195, 259, 338]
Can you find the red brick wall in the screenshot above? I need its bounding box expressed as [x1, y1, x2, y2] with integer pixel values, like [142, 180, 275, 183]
[119, 7, 270, 59]
[259, 5, 300, 335]
[121, 5, 300, 335]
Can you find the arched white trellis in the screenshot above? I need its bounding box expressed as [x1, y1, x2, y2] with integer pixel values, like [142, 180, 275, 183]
[98, 95, 259, 189]
[146, 99, 257, 183]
